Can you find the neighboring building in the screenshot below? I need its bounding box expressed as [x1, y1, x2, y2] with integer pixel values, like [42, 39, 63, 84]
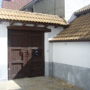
[2, 0, 90, 21]
[50, 5, 90, 90]
[2, 0, 32, 10]
[22, 0, 65, 18]
[0, 8, 67, 80]
[2, 0, 65, 18]
[22, 0, 90, 21]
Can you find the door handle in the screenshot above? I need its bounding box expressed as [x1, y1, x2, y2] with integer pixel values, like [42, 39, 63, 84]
[33, 49, 40, 56]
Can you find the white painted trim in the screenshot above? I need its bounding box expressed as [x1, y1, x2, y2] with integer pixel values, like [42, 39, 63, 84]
[0, 22, 9, 81]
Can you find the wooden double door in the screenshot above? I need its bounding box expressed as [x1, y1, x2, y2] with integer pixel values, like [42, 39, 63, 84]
[8, 30, 44, 79]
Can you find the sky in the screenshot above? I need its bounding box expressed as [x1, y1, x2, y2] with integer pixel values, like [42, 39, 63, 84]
[0, 0, 2, 8]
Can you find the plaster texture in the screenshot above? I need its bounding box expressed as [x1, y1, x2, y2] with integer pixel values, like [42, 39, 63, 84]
[51, 42, 90, 90]
[0, 22, 9, 81]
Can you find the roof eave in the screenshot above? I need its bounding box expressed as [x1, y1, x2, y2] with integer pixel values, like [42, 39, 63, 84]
[74, 8, 90, 16]
[49, 39, 90, 42]
[1, 19, 68, 27]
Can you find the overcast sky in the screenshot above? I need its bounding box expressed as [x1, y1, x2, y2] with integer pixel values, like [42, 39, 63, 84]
[0, 0, 2, 8]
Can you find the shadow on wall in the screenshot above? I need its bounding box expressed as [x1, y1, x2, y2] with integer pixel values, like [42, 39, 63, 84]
[15, 56, 44, 79]
[51, 62, 90, 90]
[10, 63, 84, 90]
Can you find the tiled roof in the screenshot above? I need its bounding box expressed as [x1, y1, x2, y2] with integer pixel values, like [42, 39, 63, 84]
[0, 8, 67, 25]
[75, 4, 90, 15]
[51, 13, 90, 41]
[2, 0, 32, 10]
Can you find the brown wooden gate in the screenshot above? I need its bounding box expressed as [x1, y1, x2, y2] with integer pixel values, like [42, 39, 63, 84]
[8, 30, 44, 79]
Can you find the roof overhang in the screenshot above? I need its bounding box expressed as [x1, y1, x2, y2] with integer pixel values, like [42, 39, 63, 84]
[0, 8, 68, 26]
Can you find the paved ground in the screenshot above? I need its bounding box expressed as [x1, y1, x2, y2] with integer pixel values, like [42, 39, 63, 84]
[0, 77, 83, 90]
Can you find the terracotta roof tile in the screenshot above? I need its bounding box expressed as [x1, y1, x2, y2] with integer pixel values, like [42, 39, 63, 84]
[51, 13, 90, 41]
[75, 4, 90, 15]
[0, 8, 67, 25]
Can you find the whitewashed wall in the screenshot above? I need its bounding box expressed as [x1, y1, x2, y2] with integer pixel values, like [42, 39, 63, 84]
[65, 0, 90, 21]
[51, 42, 90, 90]
[52, 42, 90, 68]
[44, 26, 63, 76]
[0, 22, 9, 81]
[0, 21, 64, 80]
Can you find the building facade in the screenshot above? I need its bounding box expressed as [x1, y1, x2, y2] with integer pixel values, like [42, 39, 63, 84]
[50, 5, 90, 90]
[21, 0, 65, 18]
[0, 8, 67, 80]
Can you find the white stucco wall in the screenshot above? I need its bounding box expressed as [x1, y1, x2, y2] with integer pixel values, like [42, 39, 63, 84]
[0, 21, 64, 80]
[50, 42, 90, 89]
[0, 22, 9, 81]
[52, 42, 90, 68]
[65, 0, 90, 21]
[44, 26, 63, 76]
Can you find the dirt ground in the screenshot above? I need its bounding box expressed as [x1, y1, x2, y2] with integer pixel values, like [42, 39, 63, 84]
[0, 77, 83, 90]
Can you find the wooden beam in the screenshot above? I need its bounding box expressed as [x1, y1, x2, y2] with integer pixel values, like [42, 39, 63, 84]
[8, 26, 51, 32]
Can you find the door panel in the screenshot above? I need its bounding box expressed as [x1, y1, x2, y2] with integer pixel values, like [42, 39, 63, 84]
[8, 30, 44, 79]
